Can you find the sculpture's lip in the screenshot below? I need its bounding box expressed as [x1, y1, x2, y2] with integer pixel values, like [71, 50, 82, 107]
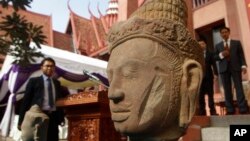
[111, 112, 130, 122]
[111, 108, 130, 113]
[111, 109, 130, 122]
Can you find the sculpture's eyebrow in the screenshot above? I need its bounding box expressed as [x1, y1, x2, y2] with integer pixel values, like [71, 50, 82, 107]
[124, 59, 147, 65]
[117, 60, 148, 70]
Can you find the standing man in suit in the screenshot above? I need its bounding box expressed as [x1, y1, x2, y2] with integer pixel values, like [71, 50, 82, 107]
[214, 27, 249, 115]
[198, 39, 218, 116]
[18, 57, 65, 141]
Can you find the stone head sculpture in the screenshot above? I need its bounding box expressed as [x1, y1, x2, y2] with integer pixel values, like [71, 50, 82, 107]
[107, 0, 204, 140]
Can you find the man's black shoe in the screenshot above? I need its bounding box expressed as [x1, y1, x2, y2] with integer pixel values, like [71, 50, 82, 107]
[198, 111, 206, 116]
[210, 112, 219, 116]
[239, 111, 249, 115]
[226, 111, 235, 115]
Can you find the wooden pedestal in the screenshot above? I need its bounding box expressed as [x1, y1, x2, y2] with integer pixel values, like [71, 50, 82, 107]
[56, 91, 125, 141]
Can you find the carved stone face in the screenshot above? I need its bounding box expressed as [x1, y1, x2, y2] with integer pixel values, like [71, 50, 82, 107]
[107, 38, 180, 135]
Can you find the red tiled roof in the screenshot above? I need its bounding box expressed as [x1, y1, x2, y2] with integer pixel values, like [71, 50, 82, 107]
[53, 31, 73, 52]
[0, 6, 53, 46]
[71, 12, 96, 54]
[0, 6, 87, 67]
[93, 16, 106, 47]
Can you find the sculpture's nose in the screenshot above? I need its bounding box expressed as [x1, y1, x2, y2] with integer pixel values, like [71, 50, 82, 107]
[108, 87, 125, 104]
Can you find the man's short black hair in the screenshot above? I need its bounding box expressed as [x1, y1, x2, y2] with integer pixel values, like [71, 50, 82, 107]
[40, 57, 56, 66]
[198, 38, 207, 44]
[220, 27, 230, 32]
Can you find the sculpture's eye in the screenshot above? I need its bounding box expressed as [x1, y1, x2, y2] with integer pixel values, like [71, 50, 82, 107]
[122, 70, 135, 79]
[121, 65, 138, 79]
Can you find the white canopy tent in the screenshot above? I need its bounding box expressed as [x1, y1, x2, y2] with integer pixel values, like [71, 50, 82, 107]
[0, 43, 108, 138]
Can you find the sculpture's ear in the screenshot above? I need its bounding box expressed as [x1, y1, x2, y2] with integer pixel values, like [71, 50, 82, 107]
[179, 59, 203, 128]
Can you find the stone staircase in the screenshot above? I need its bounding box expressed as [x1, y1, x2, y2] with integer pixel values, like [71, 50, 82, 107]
[182, 115, 250, 141]
[202, 127, 229, 141]
[202, 115, 250, 141]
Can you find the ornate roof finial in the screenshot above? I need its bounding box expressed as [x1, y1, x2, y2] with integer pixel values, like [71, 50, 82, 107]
[106, 0, 118, 15]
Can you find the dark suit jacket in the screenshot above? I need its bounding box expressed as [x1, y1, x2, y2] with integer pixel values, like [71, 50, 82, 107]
[18, 75, 65, 127]
[214, 39, 247, 73]
[203, 50, 218, 82]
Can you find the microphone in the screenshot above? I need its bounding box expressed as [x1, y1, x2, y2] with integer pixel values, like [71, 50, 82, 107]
[83, 70, 100, 81]
[83, 69, 109, 88]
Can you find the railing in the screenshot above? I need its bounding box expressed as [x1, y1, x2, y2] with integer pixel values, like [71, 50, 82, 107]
[193, 0, 211, 8]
